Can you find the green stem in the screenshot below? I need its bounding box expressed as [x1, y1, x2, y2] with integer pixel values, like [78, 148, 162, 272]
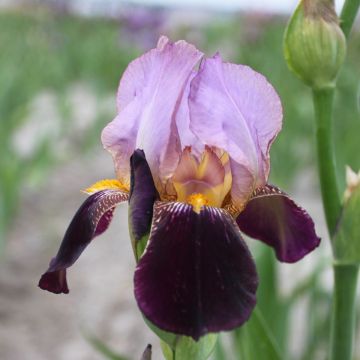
[312, 88, 342, 237]
[340, 0, 360, 39]
[312, 88, 359, 360]
[330, 264, 359, 360]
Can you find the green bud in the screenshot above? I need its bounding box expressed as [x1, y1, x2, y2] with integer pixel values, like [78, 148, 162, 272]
[333, 167, 360, 264]
[284, 0, 346, 89]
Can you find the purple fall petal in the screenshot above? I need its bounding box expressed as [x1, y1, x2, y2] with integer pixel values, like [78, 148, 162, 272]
[39, 189, 129, 294]
[129, 149, 159, 251]
[39, 262, 69, 294]
[134, 201, 258, 340]
[189, 54, 282, 207]
[237, 185, 321, 263]
[102, 36, 203, 190]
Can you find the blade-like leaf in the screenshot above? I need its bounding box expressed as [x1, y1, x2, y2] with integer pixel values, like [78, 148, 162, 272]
[85, 332, 130, 360]
[211, 335, 227, 360]
[146, 317, 217, 360]
[160, 334, 218, 360]
[255, 245, 289, 351]
[233, 307, 283, 360]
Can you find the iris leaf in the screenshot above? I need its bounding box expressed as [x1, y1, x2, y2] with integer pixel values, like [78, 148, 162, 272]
[145, 317, 217, 360]
[160, 335, 218, 360]
[233, 307, 283, 360]
[211, 335, 227, 360]
[85, 332, 130, 360]
[255, 245, 288, 352]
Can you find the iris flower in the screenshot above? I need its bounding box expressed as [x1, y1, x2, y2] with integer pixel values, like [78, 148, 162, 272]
[39, 36, 320, 340]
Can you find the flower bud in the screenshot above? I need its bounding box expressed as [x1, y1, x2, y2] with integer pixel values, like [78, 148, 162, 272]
[333, 167, 360, 264]
[344, 166, 360, 201]
[284, 0, 346, 89]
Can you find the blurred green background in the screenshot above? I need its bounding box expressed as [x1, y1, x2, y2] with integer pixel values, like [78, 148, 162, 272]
[0, 2, 359, 360]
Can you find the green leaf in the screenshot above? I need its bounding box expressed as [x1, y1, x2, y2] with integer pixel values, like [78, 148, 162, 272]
[233, 307, 283, 360]
[255, 246, 289, 351]
[144, 317, 179, 348]
[144, 317, 217, 360]
[211, 335, 227, 360]
[84, 332, 129, 360]
[160, 334, 218, 360]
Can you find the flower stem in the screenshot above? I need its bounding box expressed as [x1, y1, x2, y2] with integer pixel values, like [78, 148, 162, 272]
[330, 264, 359, 360]
[312, 87, 342, 237]
[312, 87, 359, 359]
[340, 0, 360, 39]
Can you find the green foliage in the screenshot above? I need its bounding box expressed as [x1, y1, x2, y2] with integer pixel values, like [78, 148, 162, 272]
[254, 246, 289, 353]
[145, 318, 217, 360]
[160, 334, 218, 360]
[233, 308, 283, 360]
[85, 332, 130, 360]
[210, 335, 227, 360]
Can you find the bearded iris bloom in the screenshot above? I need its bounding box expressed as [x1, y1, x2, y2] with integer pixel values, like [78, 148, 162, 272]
[39, 36, 320, 340]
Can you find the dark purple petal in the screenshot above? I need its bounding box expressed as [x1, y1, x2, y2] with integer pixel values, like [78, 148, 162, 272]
[39, 189, 129, 294]
[134, 201, 258, 340]
[129, 149, 159, 258]
[237, 184, 321, 263]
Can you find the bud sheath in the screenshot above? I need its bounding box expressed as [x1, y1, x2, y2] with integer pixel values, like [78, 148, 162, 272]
[284, 0, 346, 89]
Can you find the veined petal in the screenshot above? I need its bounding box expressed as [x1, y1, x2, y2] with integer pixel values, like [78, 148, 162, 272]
[101, 102, 143, 185]
[172, 146, 227, 207]
[129, 149, 159, 260]
[39, 189, 129, 294]
[175, 71, 203, 156]
[83, 178, 129, 194]
[102, 36, 203, 191]
[134, 201, 258, 340]
[236, 185, 320, 263]
[189, 55, 282, 207]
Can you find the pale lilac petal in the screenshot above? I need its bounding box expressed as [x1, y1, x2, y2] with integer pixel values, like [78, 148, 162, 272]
[102, 36, 203, 190]
[101, 103, 141, 184]
[230, 163, 255, 207]
[175, 71, 203, 157]
[189, 55, 282, 207]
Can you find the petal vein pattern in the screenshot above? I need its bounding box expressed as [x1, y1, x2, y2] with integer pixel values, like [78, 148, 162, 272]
[237, 185, 321, 262]
[134, 201, 258, 340]
[102, 36, 203, 191]
[39, 189, 129, 294]
[189, 54, 282, 206]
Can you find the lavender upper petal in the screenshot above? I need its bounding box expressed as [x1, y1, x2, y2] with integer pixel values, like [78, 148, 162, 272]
[189, 54, 282, 207]
[102, 36, 203, 190]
